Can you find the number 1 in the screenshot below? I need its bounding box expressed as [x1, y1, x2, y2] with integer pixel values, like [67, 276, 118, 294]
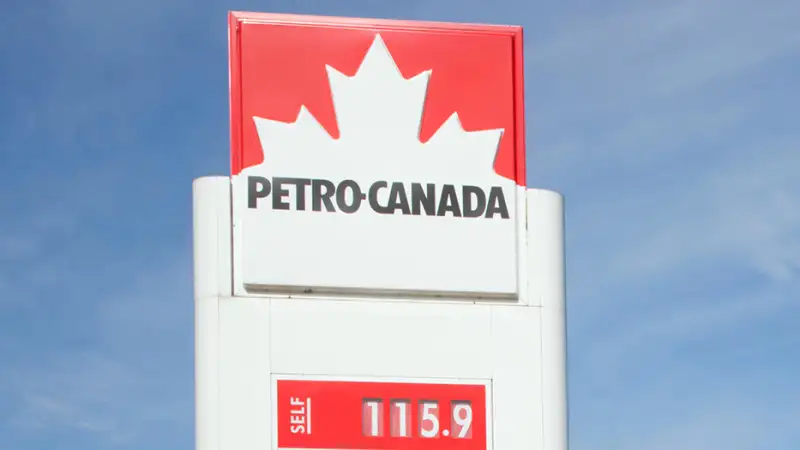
[363, 400, 383, 437]
[391, 400, 410, 437]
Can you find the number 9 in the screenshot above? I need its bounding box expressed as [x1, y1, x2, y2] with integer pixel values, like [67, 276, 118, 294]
[452, 403, 472, 438]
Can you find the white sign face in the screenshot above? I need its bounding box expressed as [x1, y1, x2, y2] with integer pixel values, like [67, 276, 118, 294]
[229, 18, 527, 297]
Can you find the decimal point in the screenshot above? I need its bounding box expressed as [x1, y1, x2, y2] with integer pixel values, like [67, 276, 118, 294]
[443, 429, 450, 437]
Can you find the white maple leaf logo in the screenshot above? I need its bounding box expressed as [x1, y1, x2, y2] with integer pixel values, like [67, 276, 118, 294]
[243, 34, 513, 193]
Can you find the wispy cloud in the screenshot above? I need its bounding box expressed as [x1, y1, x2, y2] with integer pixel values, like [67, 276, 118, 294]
[531, 0, 800, 96]
[525, 0, 800, 305]
[2, 353, 135, 443]
[528, 0, 800, 181]
[627, 388, 800, 450]
[0, 254, 193, 447]
[579, 136, 800, 296]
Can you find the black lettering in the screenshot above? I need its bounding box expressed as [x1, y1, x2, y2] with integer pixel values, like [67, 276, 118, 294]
[251, 177, 508, 219]
[368, 181, 392, 214]
[289, 178, 311, 211]
[312, 179, 336, 212]
[386, 182, 411, 215]
[411, 183, 435, 216]
[485, 187, 510, 219]
[437, 184, 462, 217]
[272, 178, 291, 210]
[462, 185, 486, 218]
[336, 180, 362, 214]
[247, 176, 271, 209]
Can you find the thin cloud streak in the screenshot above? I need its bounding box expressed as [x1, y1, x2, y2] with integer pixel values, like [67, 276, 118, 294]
[527, 0, 800, 185]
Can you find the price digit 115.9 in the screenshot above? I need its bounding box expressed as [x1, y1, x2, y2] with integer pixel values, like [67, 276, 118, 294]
[362, 399, 473, 439]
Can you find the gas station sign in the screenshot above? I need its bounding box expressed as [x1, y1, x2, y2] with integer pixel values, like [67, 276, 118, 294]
[192, 10, 567, 450]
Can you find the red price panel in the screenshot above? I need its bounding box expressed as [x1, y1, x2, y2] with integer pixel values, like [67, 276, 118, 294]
[276, 379, 487, 450]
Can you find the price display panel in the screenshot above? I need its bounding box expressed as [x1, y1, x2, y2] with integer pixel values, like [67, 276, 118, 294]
[276, 378, 488, 450]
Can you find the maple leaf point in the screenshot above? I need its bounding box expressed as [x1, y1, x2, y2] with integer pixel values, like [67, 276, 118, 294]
[324, 34, 430, 144]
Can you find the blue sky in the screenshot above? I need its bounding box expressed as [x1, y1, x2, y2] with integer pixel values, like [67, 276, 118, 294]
[1, 0, 799, 449]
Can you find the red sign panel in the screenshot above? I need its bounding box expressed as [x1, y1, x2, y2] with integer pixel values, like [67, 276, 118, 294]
[228, 11, 526, 186]
[276, 379, 488, 450]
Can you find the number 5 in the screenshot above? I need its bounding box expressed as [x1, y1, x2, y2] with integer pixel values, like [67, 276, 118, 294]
[419, 402, 439, 438]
